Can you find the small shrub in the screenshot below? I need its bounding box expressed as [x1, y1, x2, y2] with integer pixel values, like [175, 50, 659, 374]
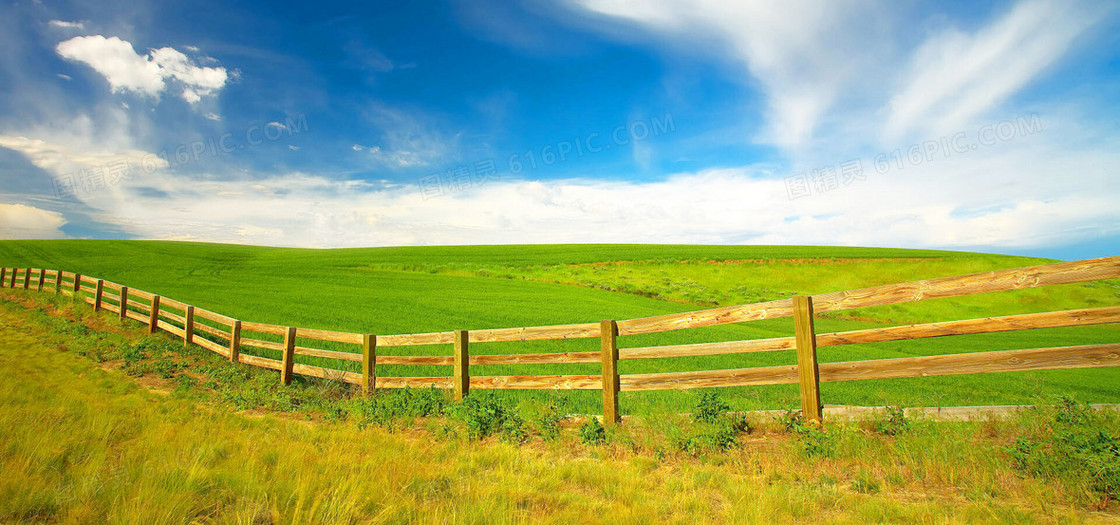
[352, 387, 451, 431]
[779, 409, 803, 433]
[579, 418, 606, 446]
[778, 410, 835, 458]
[444, 393, 522, 441]
[532, 399, 570, 441]
[678, 414, 752, 455]
[800, 426, 835, 458]
[1008, 396, 1120, 507]
[499, 413, 529, 444]
[873, 405, 910, 436]
[692, 391, 731, 424]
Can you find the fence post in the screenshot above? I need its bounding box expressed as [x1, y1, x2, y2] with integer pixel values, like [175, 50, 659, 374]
[148, 295, 161, 334]
[793, 295, 823, 423]
[36, 269, 44, 291]
[53, 271, 61, 294]
[11, 268, 19, 288]
[281, 326, 296, 385]
[600, 319, 621, 426]
[362, 334, 377, 395]
[23, 268, 31, 289]
[119, 286, 128, 320]
[93, 279, 104, 311]
[0, 268, 6, 288]
[72, 273, 81, 294]
[183, 305, 195, 347]
[229, 320, 241, 363]
[453, 330, 469, 401]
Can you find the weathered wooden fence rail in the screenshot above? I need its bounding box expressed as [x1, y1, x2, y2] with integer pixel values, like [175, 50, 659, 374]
[2, 256, 1119, 425]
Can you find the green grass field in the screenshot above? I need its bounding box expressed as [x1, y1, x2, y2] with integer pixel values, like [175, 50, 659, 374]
[1, 240, 1117, 414]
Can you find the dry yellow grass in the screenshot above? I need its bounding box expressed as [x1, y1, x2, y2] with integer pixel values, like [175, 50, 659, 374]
[1, 289, 1118, 523]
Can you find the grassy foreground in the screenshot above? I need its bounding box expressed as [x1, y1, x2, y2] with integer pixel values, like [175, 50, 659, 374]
[1, 240, 1118, 414]
[1, 288, 1119, 523]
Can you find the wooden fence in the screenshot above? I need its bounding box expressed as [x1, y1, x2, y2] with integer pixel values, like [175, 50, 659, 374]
[2, 256, 1119, 425]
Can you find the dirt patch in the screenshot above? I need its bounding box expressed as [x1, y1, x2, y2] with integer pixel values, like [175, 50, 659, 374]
[97, 359, 175, 395]
[238, 408, 316, 429]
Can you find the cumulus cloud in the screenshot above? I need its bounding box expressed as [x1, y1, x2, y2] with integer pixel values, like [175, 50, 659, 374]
[0, 204, 68, 239]
[55, 35, 229, 104]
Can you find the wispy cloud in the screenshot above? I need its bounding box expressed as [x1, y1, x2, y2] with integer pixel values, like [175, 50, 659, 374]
[567, 0, 1114, 156]
[47, 20, 85, 30]
[884, 0, 1112, 141]
[569, 0, 894, 150]
[356, 103, 458, 169]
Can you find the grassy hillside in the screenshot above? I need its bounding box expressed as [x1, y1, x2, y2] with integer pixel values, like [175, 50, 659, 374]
[1, 240, 1117, 412]
[1, 299, 1116, 523]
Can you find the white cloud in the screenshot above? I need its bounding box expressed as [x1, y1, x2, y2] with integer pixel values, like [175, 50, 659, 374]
[203, 112, 222, 121]
[884, 0, 1107, 141]
[567, 0, 1113, 156]
[0, 135, 165, 174]
[48, 20, 85, 30]
[56, 36, 165, 97]
[0, 204, 68, 239]
[1, 117, 1115, 249]
[569, 0, 892, 150]
[360, 103, 457, 169]
[55, 35, 229, 105]
[4, 2, 1116, 253]
[367, 145, 430, 169]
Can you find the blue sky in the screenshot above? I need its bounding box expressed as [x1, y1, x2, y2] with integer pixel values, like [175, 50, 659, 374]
[0, 0, 1117, 259]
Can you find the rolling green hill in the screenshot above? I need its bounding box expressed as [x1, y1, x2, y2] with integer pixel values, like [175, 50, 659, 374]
[1, 240, 1117, 412]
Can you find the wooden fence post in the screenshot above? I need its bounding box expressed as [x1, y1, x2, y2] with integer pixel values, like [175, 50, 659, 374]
[183, 306, 195, 347]
[118, 286, 128, 320]
[793, 295, 823, 423]
[36, 269, 45, 291]
[362, 334, 377, 394]
[72, 273, 81, 294]
[281, 326, 296, 385]
[229, 320, 241, 363]
[148, 295, 161, 334]
[23, 268, 31, 289]
[0, 268, 6, 288]
[93, 279, 104, 311]
[600, 319, 621, 426]
[453, 330, 469, 400]
[11, 268, 19, 288]
[53, 271, 61, 294]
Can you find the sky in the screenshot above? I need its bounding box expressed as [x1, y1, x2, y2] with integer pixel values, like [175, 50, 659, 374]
[0, 0, 1117, 259]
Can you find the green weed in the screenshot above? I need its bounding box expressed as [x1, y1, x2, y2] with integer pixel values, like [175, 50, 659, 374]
[1008, 396, 1120, 507]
